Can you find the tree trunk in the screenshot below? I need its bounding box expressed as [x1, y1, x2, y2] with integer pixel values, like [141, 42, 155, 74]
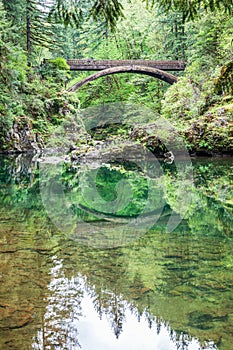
[174, 19, 178, 60]
[181, 12, 186, 61]
[26, 0, 31, 61]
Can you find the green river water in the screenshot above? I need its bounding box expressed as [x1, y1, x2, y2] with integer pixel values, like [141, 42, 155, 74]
[0, 154, 232, 350]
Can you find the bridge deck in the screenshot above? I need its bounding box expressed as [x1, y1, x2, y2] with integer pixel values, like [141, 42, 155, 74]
[66, 59, 186, 71]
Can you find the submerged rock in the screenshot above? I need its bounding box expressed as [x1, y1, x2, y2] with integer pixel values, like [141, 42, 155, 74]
[188, 310, 228, 330]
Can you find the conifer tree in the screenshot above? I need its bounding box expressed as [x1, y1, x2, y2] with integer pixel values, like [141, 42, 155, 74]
[48, 0, 124, 31]
[2, 0, 56, 61]
[144, 0, 233, 20]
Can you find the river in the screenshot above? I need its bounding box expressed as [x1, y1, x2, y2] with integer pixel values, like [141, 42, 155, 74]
[0, 154, 232, 350]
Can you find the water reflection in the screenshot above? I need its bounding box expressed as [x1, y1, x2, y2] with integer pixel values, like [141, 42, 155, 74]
[0, 155, 233, 350]
[33, 257, 217, 350]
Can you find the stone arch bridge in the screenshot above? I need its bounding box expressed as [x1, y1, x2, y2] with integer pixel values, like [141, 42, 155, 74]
[65, 59, 185, 91]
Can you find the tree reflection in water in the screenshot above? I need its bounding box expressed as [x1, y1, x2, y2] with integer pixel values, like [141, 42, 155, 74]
[1, 155, 232, 350]
[33, 257, 217, 350]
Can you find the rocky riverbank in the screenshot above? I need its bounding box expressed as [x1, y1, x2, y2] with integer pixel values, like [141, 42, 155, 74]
[1, 114, 232, 158]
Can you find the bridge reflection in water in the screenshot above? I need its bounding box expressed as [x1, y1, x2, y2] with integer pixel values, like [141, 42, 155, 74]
[1, 155, 232, 350]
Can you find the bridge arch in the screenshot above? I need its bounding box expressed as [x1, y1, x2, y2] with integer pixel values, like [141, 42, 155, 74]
[68, 65, 178, 91]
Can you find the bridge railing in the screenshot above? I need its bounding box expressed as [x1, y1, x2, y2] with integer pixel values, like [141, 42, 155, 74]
[66, 59, 186, 71]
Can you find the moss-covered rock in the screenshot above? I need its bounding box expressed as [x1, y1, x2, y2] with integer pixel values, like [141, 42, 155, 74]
[1, 116, 43, 153]
[183, 107, 233, 155]
[214, 61, 233, 95]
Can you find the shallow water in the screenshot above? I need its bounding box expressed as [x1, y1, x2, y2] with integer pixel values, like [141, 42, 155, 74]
[0, 154, 232, 350]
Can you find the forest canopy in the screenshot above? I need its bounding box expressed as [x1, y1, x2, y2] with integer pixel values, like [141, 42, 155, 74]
[48, 0, 233, 27]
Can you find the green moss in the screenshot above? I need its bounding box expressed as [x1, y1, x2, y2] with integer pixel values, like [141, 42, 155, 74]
[48, 57, 70, 71]
[214, 61, 233, 95]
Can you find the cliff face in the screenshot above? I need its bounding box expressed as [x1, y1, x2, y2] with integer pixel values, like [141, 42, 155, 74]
[1, 116, 44, 154]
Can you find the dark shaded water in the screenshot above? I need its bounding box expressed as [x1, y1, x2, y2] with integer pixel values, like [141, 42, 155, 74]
[0, 154, 232, 350]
